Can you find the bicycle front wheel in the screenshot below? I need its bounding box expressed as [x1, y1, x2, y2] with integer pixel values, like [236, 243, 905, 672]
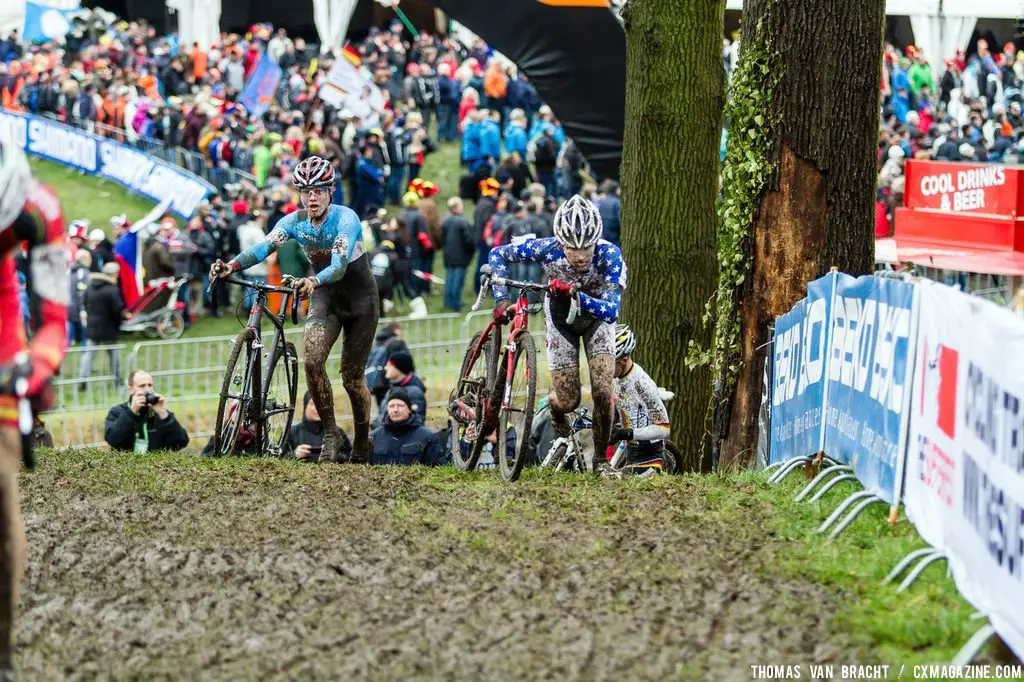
[497, 332, 537, 482]
[213, 329, 255, 457]
[261, 341, 299, 457]
[449, 328, 499, 471]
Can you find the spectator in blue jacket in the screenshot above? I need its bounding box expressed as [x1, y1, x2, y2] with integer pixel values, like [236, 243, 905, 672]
[504, 109, 529, 160]
[381, 350, 427, 420]
[480, 110, 503, 169]
[595, 180, 622, 246]
[528, 105, 566, 146]
[355, 145, 385, 220]
[369, 388, 446, 466]
[462, 109, 483, 169]
[436, 63, 461, 142]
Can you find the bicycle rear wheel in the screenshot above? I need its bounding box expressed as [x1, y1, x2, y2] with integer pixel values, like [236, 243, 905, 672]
[261, 341, 299, 457]
[213, 329, 255, 456]
[448, 328, 499, 470]
[497, 332, 537, 482]
[663, 440, 682, 475]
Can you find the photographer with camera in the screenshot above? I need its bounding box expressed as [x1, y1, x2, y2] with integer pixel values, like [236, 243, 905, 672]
[104, 370, 190, 453]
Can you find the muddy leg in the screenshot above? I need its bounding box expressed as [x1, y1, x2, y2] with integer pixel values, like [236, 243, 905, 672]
[588, 354, 615, 472]
[548, 369, 582, 438]
[340, 314, 378, 463]
[303, 317, 342, 437]
[0, 428, 25, 673]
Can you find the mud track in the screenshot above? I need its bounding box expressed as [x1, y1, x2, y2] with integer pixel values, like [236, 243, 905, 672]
[18, 456, 846, 680]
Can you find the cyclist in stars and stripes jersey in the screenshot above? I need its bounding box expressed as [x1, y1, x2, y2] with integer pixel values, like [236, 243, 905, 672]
[487, 195, 626, 474]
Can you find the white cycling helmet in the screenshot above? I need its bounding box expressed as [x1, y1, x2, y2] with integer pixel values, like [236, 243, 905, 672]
[552, 194, 602, 249]
[0, 128, 31, 231]
[614, 324, 637, 359]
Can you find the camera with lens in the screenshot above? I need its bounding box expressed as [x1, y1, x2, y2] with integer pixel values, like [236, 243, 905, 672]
[143, 392, 160, 406]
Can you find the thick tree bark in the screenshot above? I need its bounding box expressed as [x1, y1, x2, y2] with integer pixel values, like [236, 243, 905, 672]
[620, 0, 724, 472]
[719, 0, 884, 469]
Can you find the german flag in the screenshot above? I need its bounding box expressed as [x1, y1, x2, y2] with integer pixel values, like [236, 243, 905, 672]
[342, 44, 361, 67]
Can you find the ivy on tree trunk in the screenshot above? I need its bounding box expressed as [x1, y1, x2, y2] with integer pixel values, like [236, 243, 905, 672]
[620, 0, 724, 471]
[717, 0, 885, 469]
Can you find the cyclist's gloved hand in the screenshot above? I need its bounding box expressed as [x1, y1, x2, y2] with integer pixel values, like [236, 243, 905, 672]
[0, 355, 55, 414]
[548, 279, 573, 300]
[493, 300, 514, 325]
[609, 428, 633, 444]
[209, 259, 235, 280]
[295, 277, 318, 300]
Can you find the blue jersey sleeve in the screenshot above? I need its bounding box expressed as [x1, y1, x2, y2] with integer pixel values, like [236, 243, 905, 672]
[232, 216, 296, 270]
[487, 238, 552, 301]
[580, 242, 627, 324]
[313, 209, 364, 286]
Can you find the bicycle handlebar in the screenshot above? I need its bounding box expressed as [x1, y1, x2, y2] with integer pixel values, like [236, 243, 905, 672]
[207, 273, 301, 324]
[471, 266, 581, 324]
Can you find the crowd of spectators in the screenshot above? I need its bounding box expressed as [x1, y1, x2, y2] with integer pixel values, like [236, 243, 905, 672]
[876, 38, 1024, 235]
[11, 13, 1011, 459]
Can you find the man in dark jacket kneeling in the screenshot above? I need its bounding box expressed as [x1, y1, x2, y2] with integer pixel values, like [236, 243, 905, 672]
[105, 370, 190, 453]
[368, 388, 446, 466]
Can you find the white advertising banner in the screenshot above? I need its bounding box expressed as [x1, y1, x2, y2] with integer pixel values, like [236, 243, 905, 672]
[905, 280, 1024, 659]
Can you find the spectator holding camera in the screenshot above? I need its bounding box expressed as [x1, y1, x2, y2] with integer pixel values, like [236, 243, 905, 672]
[104, 370, 190, 453]
[285, 391, 352, 462]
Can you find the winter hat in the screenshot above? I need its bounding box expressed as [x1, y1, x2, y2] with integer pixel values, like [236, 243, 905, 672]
[386, 387, 412, 410]
[387, 350, 415, 375]
[232, 200, 248, 215]
[402, 191, 420, 207]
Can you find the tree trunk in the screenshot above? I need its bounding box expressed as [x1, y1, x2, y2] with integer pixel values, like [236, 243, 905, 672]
[620, 0, 724, 472]
[718, 0, 884, 469]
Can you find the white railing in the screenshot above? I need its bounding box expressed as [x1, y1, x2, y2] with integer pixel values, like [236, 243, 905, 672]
[46, 312, 549, 448]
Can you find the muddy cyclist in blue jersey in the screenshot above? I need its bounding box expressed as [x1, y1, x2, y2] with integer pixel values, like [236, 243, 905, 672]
[210, 156, 380, 463]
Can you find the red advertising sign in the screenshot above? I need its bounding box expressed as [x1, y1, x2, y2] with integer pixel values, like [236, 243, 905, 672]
[904, 160, 1021, 218]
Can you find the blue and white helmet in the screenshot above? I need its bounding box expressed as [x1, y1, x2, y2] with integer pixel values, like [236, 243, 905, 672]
[553, 194, 602, 249]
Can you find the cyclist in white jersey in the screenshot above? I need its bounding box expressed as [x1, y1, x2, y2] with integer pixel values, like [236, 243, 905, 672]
[608, 324, 670, 476]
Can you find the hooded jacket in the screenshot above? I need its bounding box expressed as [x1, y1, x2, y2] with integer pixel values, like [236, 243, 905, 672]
[369, 411, 446, 466]
[84, 272, 124, 342]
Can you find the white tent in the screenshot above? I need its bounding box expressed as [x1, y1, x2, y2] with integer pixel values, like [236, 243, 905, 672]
[725, 0, 1022, 78]
[311, 0, 360, 54]
[165, 0, 221, 50]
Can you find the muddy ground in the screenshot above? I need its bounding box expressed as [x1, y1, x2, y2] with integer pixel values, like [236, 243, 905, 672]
[17, 453, 848, 681]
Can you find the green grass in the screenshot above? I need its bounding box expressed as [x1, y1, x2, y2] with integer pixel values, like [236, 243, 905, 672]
[739, 471, 1017, 671]
[31, 157, 157, 235]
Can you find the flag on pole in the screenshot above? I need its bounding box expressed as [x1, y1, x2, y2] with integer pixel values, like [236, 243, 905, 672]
[342, 44, 361, 66]
[22, 1, 79, 44]
[239, 54, 283, 118]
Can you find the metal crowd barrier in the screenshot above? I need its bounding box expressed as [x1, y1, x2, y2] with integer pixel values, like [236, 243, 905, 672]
[46, 313, 549, 449]
[40, 114, 258, 192]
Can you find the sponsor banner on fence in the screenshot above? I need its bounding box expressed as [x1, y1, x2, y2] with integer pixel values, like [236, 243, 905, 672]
[0, 109, 213, 219]
[769, 273, 836, 463]
[906, 281, 1024, 659]
[823, 275, 918, 505]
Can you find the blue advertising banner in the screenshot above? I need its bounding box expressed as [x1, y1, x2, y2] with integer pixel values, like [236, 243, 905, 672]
[769, 272, 836, 464]
[239, 54, 282, 118]
[823, 275, 918, 504]
[0, 110, 213, 219]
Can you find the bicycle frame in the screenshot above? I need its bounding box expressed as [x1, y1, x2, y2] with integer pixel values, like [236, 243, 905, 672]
[210, 275, 300, 453]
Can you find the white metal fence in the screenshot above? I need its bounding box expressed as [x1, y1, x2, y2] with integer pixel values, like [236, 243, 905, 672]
[47, 312, 549, 448]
